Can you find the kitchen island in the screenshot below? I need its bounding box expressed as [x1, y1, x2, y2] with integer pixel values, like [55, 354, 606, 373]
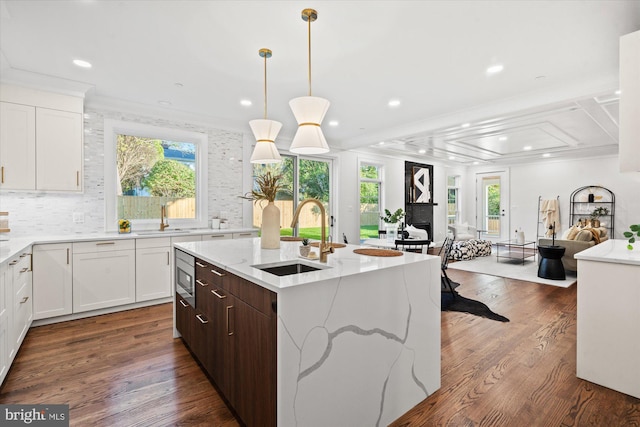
[173, 237, 441, 427]
[574, 239, 640, 399]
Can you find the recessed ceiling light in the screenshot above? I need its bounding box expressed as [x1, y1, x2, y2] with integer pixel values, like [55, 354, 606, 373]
[615, 90, 621, 95]
[498, 136, 508, 141]
[388, 99, 401, 107]
[328, 120, 339, 127]
[461, 123, 470, 128]
[523, 146, 532, 151]
[486, 64, 504, 74]
[73, 59, 92, 68]
[240, 99, 252, 107]
[542, 153, 551, 158]
[418, 149, 426, 154]
[448, 156, 455, 160]
[378, 141, 385, 145]
[473, 161, 480, 165]
[158, 100, 172, 106]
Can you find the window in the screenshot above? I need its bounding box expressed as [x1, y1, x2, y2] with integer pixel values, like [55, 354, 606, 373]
[447, 175, 460, 225]
[104, 120, 208, 231]
[251, 155, 333, 241]
[360, 163, 383, 241]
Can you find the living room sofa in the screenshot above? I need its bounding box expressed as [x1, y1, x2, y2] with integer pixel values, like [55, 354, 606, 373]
[538, 226, 609, 272]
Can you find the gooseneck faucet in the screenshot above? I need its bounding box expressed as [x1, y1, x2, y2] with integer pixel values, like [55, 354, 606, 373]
[291, 199, 334, 263]
[160, 204, 170, 231]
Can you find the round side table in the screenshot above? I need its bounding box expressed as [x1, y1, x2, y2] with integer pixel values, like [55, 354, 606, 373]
[537, 245, 566, 280]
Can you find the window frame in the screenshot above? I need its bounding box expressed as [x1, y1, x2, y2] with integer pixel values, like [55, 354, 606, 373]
[447, 175, 460, 225]
[104, 119, 208, 232]
[358, 161, 384, 240]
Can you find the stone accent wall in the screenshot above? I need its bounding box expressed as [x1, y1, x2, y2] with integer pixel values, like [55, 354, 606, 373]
[0, 108, 244, 237]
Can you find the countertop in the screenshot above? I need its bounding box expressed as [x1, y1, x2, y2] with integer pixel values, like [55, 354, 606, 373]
[0, 228, 257, 264]
[174, 238, 437, 293]
[574, 239, 640, 266]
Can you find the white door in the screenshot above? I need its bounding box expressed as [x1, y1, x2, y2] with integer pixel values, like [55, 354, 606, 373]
[476, 170, 510, 240]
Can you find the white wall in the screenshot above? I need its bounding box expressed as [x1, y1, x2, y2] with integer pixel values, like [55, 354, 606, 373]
[336, 150, 450, 244]
[0, 107, 245, 237]
[465, 155, 640, 241]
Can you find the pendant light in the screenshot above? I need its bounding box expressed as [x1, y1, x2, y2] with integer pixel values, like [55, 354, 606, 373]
[250, 48, 282, 163]
[289, 8, 330, 154]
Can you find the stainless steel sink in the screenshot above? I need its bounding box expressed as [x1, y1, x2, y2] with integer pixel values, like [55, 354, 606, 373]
[253, 262, 329, 277]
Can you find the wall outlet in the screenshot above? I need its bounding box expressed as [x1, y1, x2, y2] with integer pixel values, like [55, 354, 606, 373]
[73, 212, 85, 224]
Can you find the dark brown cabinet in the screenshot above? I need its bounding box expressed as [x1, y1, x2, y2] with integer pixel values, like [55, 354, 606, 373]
[178, 256, 277, 427]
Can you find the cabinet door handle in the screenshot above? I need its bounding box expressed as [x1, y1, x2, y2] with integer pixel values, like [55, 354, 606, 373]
[20, 253, 30, 258]
[20, 267, 29, 273]
[76, 171, 80, 187]
[1, 166, 4, 183]
[211, 269, 225, 277]
[96, 242, 116, 246]
[196, 314, 209, 324]
[196, 279, 208, 287]
[20, 296, 29, 304]
[179, 300, 188, 308]
[211, 289, 227, 299]
[237, 233, 252, 237]
[67, 248, 70, 265]
[195, 262, 207, 268]
[8, 260, 17, 266]
[209, 235, 224, 238]
[226, 305, 234, 336]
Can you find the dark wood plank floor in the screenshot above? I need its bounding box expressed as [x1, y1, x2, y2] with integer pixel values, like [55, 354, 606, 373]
[1, 271, 639, 426]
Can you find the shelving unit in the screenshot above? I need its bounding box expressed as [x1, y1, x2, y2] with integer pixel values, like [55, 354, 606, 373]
[569, 186, 615, 237]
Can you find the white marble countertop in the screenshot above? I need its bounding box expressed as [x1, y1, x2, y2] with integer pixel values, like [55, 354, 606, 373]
[174, 238, 437, 293]
[574, 239, 640, 266]
[0, 228, 257, 264]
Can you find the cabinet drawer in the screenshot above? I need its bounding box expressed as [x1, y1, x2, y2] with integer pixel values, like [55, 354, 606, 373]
[195, 258, 225, 288]
[73, 239, 135, 254]
[233, 231, 258, 239]
[227, 273, 276, 317]
[201, 233, 232, 241]
[135, 237, 171, 249]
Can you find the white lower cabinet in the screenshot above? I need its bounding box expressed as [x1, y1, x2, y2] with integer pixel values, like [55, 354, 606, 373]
[72, 240, 135, 313]
[135, 237, 171, 302]
[32, 243, 73, 320]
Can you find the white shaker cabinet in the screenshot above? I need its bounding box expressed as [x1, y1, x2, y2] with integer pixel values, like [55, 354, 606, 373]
[72, 240, 135, 313]
[0, 102, 36, 190]
[135, 237, 171, 302]
[32, 243, 73, 320]
[35, 108, 83, 191]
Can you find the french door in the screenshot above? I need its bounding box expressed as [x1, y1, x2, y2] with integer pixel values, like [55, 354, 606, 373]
[475, 170, 510, 240]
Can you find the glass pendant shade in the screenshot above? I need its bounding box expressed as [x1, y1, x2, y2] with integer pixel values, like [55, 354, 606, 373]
[288, 96, 330, 154]
[249, 119, 283, 163]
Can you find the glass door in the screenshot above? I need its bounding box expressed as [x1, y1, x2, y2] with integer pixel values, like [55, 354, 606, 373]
[476, 171, 510, 240]
[359, 163, 382, 241]
[297, 158, 332, 241]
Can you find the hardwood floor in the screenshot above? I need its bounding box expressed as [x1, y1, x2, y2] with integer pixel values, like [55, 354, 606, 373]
[1, 271, 639, 426]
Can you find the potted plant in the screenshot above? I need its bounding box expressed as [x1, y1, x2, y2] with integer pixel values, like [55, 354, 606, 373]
[300, 238, 311, 257]
[624, 224, 640, 250]
[590, 206, 609, 227]
[380, 208, 405, 241]
[118, 219, 131, 234]
[241, 171, 284, 249]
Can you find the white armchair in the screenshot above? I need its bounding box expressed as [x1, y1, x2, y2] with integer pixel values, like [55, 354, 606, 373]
[448, 223, 477, 241]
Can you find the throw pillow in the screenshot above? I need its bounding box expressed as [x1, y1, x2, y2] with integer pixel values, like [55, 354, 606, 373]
[574, 230, 594, 242]
[566, 225, 581, 240]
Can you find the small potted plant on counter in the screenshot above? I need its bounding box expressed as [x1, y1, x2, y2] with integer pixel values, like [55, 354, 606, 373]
[118, 219, 131, 234]
[300, 238, 311, 257]
[624, 224, 640, 250]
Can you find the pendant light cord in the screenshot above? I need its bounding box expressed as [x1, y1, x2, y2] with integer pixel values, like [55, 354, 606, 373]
[264, 52, 268, 119]
[307, 15, 312, 96]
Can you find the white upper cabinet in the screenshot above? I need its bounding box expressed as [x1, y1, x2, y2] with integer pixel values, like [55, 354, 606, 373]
[0, 84, 83, 191]
[36, 108, 83, 191]
[0, 102, 36, 190]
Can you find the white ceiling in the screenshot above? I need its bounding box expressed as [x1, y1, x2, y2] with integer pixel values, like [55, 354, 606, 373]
[1, 0, 639, 165]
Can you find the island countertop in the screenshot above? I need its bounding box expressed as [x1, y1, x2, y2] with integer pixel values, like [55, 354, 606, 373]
[574, 239, 640, 266]
[174, 237, 437, 293]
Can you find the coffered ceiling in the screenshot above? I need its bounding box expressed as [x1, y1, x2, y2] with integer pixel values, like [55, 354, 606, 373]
[1, 1, 638, 165]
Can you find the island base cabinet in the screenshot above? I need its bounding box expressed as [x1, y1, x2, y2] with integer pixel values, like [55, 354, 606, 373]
[175, 294, 193, 347]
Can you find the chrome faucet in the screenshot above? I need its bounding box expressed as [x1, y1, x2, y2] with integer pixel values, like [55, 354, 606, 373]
[291, 199, 334, 263]
[160, 204, 170, 231]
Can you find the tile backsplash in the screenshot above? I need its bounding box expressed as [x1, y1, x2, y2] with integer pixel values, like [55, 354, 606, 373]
[0, 107, 245, 237]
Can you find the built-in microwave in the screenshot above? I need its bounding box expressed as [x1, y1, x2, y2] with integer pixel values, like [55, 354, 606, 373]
[175, 249, 195, 307]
